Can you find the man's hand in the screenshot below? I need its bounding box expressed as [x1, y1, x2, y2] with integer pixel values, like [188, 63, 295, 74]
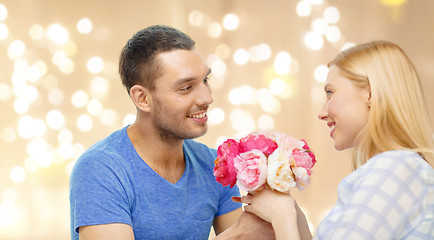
[214, 211, 275, 240]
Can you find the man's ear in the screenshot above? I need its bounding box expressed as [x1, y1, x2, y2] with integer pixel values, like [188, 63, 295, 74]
[130, 85, 152, 112]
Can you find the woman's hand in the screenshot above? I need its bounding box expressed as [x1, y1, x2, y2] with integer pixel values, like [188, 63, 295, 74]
[240, 187, 297, 223]
[239, 187, 308, 240]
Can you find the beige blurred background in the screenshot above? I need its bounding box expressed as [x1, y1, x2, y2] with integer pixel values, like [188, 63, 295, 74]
[0, 0, 433, 239]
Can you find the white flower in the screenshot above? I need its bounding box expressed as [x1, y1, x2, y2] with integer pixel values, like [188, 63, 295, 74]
[266, 148, 296, 193]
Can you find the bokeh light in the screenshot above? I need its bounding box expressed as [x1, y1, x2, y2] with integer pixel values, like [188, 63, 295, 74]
[211, 59, 227, 77]
[274, 51, 292, 75]
[230, 108, 256, 134]
[228, 85, 256, 105]
[29, 24, 44, 40]
[10, 166, 26, 183]
[87, 99, 103, 116]
[296, 1, 312, 17]
[86, 56, 104, 74]
[270, 78, 293, 99]
[90, 76, 110, 99]
[0, 83, 12, 101]
[77, 18, 93, 34]
[188, 10, 205, 27]
[311, 18, 328, 35]
[8, 40, 26, 60]
[304, 31, 324, 50]
[208, 107, 225, 125]
[258, 114, 275, 130]
[257, 88, 281, 114]
[0, 4, 7, 21]
[323, 6, 340, 23]
[307, 0, 324, 5]
[76, 114, 93, 131]
[380, 0, 407, 6]
[58, 129, 73, 144]
[47, 24, 69, 44]
[123, 113, 136, 126]
[99, 109, 118, 126]
[314, 64, 329, 83]
[233, 48, 249, 65]
[47, 88, 64, 105]
[249, 43, 272, 62]
[0, 23, 8, 39]
[71, 90, 89, 108]
[325, 26, 341, 42]
[215, 43, 231, 59]
[223, 13, 239, 30]
[207, 22, 222, 38]
[46, 110, 66, 130]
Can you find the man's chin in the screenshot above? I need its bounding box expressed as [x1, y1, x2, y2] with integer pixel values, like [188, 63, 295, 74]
[185, 126, 208, 139]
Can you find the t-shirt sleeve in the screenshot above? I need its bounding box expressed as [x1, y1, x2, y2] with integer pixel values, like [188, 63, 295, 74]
[69, 149, 133, 233]
[315, 152, 430, 239]
[216, 183, 242, 217]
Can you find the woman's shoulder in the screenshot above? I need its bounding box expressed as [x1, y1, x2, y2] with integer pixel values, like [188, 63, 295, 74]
[352, 150, 434, 185]
[342, 150, 432, 186]
[366, 150, 432, 171]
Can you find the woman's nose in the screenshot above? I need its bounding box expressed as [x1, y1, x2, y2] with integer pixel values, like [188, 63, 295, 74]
[318, 104, 328, 121]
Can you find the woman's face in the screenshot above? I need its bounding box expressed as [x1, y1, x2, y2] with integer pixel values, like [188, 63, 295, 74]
[318, 66, 371, 150]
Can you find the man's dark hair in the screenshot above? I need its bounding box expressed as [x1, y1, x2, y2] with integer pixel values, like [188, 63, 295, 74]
[119, 25, 196, 93]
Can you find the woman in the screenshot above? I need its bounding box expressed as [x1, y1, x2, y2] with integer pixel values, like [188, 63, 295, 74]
[240, 41, 434, 239]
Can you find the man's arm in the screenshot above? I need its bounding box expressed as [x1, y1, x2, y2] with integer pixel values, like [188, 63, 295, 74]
[79, 223, 134, 240]
[295, 202, 312, 240]
[213, 207, 243, 235]
[214, 211, 275, 240]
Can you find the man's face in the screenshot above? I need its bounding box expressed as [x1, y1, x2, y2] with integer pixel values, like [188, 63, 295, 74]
[149, 49, 213, 141]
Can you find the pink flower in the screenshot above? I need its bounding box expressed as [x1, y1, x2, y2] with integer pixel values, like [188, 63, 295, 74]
[255, 130, 303, 152]
[239, 134, 278, 157]
[213, 139, 239, 187]
[292, 149, 315, 175]
[233, 149, 268, 192]
[214, 131, 317, 193]
[301, 139, 316, 165]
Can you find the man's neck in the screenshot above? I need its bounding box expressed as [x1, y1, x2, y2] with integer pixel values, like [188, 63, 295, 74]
[127, 122, 186, 183]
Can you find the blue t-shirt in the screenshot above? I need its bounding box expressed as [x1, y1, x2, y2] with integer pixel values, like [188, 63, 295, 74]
[69, 126, 241, 240]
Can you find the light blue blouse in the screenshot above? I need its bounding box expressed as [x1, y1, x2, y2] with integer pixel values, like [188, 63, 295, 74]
[314, 150, 434, 239]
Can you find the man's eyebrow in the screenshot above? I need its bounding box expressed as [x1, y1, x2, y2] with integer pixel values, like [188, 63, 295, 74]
[205, 68, 212, 78]
[174, 68, 212, 86]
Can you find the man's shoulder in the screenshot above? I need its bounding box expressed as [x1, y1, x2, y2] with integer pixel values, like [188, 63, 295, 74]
[73, 127, 130, 170]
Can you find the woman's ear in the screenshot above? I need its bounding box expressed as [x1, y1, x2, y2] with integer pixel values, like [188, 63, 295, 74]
[365, 86, 372, 108]
[130, 85, 152, 112]
[367, 92, 371, 108]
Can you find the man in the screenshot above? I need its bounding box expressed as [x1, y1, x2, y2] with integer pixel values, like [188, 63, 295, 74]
[69, 25, 244, 239]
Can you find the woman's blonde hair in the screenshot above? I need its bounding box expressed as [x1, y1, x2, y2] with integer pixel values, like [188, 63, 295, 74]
[329, 40, 434, 169]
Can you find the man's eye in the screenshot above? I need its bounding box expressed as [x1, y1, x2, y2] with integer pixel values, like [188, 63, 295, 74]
[203, 77, 210, 84]
[180, 86, 192, 91]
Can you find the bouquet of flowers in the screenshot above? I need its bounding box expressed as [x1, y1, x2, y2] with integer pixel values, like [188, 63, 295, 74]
[213, 130, 316, 193]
